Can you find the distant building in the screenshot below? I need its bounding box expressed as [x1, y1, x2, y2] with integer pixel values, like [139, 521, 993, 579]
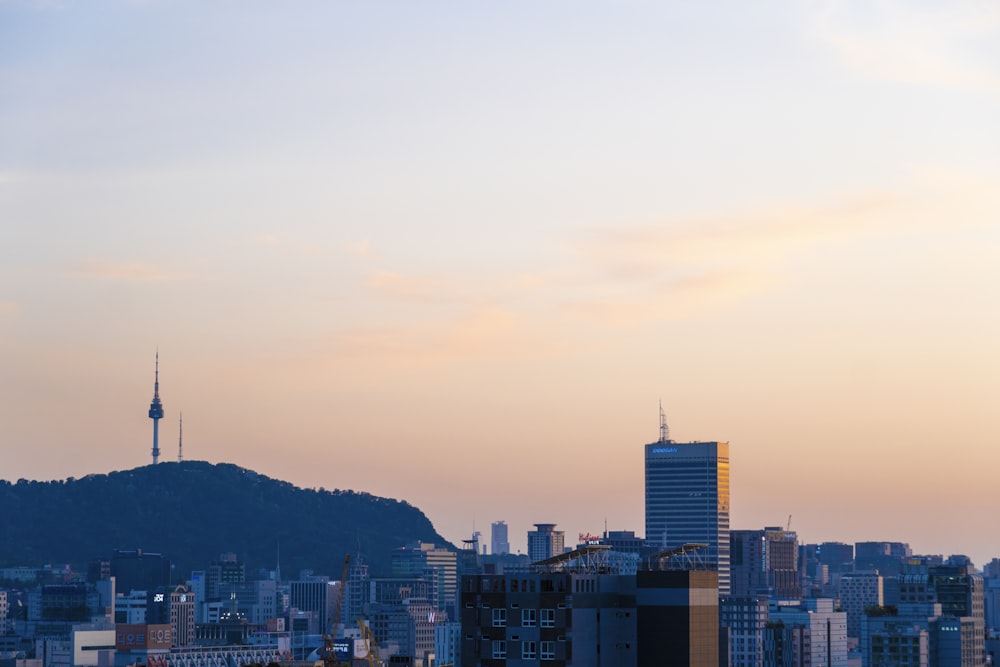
[732, 528, 800, 599]
[289, 579, 337, 636]
[390, 542, 457, 616]
[0, 590, 8, 636]
[645, 431, 731, 595]
[346, 556, 370, 626]
[206, 553, 245, 600]
[602, 530, 645, 556]
[721, 596, 768, 667]
[491, 521, 510, 556]
[170, 585, 196, 647]
[526, 524, 565, 563]
[855, 542, 910, 577]
[839, 571, 883, 639]
[861, 602, 983, 667]
[111, 549, 170, 596]
[768, 598, 848, 667]
[819, 542, 854, 575]
[367, 576, 443, 662]
[896, 564, 985, 666]
[434, 621, 462, 667]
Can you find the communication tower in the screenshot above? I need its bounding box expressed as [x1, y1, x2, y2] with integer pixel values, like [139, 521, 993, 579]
[148, 352, 164, 464]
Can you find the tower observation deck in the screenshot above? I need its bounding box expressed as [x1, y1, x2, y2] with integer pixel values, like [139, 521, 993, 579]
[148, 352, 164, 464]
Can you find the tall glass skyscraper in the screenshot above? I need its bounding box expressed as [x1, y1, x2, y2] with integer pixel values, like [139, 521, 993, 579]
[645, 439, 730, 594]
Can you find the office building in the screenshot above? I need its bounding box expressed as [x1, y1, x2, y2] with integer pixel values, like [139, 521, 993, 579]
[645, 432, 730, 594]
[289, 579, 337, 636]
[491, 521, 510, 556]
[732, 527, 800, 599]
[839, 571, 883, 639]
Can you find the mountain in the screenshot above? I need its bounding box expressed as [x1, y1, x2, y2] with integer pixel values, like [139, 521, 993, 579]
[0, 461, 453, 579]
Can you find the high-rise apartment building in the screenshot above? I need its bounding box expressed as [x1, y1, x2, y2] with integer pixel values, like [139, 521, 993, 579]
[459, 568, 719, 666]
[527, 524, 565, 563]
[491, 521, 510, 555]
[645, 435, 730, 594]
[721, 596, 768, 667]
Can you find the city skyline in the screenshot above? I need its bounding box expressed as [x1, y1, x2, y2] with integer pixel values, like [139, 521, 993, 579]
[1, 2, 999, 566]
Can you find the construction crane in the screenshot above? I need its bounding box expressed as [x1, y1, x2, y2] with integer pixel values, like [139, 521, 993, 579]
[358, 619, 381, 667]
[322, 554, 351, 667]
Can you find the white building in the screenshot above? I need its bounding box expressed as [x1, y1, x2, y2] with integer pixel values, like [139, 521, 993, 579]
[769, 598, 848, 667]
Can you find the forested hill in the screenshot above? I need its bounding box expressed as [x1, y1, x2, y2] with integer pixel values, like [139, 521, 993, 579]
[0, 461, 452, 579]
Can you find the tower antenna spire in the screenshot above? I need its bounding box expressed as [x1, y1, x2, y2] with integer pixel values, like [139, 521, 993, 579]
[178, 412, 183, 462]
[659, 399, 671, 443]
[148, 350, 165, 465]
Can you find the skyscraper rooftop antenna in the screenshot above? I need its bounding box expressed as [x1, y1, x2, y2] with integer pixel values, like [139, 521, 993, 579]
[148, 350, 165, 465]
[177, 412, 183, 463]
[659, 399, 671, 443]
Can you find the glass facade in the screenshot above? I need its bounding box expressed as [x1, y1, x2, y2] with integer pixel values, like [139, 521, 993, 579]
[645, 440, 730, 594]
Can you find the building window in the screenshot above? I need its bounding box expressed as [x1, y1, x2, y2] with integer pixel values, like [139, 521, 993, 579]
[541, 640, 556, 660]
[522, 640, 537, 659]
[522, 608, 537, 627]
[492, 608, 507, 627]
[493, 640, 507, 659]
[541, 608, 555, 628]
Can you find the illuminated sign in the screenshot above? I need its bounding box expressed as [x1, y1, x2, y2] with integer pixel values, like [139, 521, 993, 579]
[652, 447, 678, 453]
[116, 624, 173, 650]
[153, 594, 165, 602]
[332, 641, 352, 661]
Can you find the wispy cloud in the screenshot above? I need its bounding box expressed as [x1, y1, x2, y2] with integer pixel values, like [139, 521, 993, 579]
[326, 306, 549, 368]
[72, 260, 191, 282]
[814, 0, 1000, 90]
[368, 271, 444, 303]
[320, 175, 999, 366]
[342, 239, 376, 261]
[575, 191, 899, 282]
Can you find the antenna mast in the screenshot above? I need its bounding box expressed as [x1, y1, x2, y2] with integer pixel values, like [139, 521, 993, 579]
[659, 399, 671, 443]
[178, 412, 183, 462]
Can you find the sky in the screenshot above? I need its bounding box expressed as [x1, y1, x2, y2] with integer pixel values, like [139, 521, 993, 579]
[1, 0, 999, 567]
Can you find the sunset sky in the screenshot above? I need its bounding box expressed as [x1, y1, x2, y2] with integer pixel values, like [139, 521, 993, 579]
[2, 1, 999, 566]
